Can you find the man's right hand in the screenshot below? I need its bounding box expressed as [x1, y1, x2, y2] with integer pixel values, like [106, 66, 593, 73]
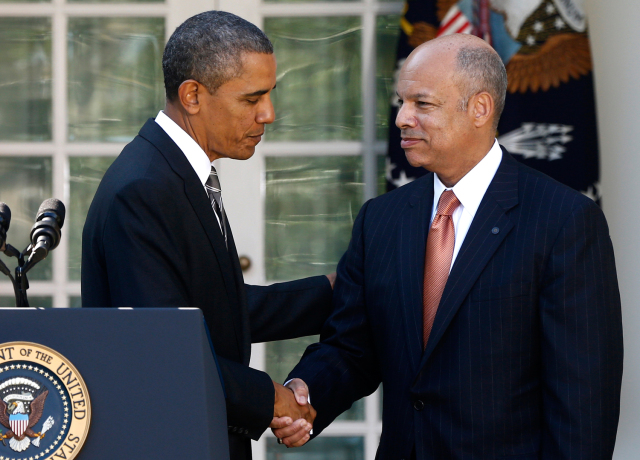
[271, 379, 313, 447]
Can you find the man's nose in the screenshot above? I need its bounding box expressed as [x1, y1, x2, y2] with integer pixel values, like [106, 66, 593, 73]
[257, 96, 276, 125]
[396, 104, 417, 129]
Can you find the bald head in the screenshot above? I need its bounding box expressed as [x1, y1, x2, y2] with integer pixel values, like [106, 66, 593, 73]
[406, 34, 507, 130]
[395, 34, 507, 185]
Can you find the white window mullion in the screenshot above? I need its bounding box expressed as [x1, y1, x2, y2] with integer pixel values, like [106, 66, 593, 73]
[365, 387, 382, 460]
[52, 1, 68, 307]
[249, 340, 267, 460]
[362, 5, 378, 201]
[167, 0, 216, 42]
[0, 144, 55, 155]
[261, 141, 363, 157]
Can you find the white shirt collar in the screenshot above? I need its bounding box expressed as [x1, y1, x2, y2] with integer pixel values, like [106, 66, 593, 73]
[433, 139, 502, 219]
[155, 110, 212, 187]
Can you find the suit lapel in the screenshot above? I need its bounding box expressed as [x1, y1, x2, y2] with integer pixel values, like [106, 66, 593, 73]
[397, 175, 434, 374]
[138, 120, 244, 350]
[420, 150, 520, 368]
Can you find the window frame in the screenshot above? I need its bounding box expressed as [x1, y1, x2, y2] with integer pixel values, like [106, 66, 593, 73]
[0, 1, 402, 459]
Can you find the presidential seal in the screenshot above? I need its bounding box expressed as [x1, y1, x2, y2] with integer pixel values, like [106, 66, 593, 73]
[0, 342, 90, 460]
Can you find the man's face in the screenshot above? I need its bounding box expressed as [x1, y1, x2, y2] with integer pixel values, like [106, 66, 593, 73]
[395, 46, 476, 181]
[197, 52, 277, 161]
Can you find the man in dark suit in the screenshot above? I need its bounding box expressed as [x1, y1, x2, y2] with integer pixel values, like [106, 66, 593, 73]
[273, 34, 624, 458]
[82, 11, 327, 459]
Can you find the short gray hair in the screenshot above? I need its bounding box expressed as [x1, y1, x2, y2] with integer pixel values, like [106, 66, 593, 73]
[162, 11, 273, 101]
[455, 46, 507, 130]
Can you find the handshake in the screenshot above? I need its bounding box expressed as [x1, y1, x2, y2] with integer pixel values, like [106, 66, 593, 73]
[270, 378, 313, 447]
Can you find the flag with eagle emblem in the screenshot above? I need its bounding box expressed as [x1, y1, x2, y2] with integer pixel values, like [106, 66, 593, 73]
[386, 0, 600, 204]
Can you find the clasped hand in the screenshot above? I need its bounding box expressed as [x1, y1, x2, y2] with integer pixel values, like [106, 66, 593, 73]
[270, 379, 313, 447]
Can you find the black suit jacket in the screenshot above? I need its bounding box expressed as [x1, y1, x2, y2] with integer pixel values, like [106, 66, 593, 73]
[82, 119, 333, 459]
[289, 148, 623, 460]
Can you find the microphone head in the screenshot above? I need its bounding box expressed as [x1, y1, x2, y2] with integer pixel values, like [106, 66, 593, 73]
[0, 202, 10, 232]
[37, 198, 66, 228]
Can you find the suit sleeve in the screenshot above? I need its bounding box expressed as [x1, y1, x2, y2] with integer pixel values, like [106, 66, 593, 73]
[217, 356, 274, 439]
[286, 200, 382, 435]
[246, 276, 333, 343]
[98, 180, 276, 440]
[539, 199, 623, 459]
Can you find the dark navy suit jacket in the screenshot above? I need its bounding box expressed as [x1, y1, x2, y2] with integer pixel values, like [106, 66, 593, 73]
[82, 119, 333, 460]
[289, 148, 623, 460]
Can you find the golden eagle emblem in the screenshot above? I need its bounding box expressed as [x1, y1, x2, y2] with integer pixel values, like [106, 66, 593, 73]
[0, 377, 54, 453]
[400, 0, 593, 93]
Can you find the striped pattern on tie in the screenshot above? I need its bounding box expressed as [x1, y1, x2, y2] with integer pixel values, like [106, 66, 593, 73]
[422, 189, 460, 349]
[205, 166, 227, 246]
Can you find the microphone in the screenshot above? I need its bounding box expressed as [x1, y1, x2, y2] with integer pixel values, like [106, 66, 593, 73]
[0, 203, 11, 276]
[0, 202, 10, 251]
[27, 199, 66, 266]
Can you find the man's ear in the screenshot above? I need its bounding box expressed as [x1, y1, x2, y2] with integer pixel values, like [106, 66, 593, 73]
[177, 80, 202, 115]
[470, 91, 494, 129]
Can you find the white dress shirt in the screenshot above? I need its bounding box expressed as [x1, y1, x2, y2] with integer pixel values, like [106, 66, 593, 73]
[155, 110, 223, 230]
[431, 139, 502, 271]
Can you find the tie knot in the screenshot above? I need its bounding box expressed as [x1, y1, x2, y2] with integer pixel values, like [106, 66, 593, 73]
[436, 190, 460, 216]
[207, 166, 221, 191]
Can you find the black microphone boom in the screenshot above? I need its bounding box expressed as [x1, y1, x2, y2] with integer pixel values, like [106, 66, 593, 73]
[26, 198, 66, 269]
[0, 202, 11, 276]
[0, 202, 10, 252]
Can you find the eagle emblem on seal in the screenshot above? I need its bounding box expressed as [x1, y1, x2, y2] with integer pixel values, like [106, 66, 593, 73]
[0, 377, 55, 453]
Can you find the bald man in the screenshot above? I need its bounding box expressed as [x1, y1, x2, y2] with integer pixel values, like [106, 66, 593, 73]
[273, 34, 623, 459]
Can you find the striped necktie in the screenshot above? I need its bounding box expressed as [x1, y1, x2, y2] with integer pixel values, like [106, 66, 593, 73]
[422, 190, 460, 349]
[205, 166, 227, 247]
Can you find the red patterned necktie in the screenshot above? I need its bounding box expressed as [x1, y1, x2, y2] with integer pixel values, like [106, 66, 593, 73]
[423, 190, 461, 349]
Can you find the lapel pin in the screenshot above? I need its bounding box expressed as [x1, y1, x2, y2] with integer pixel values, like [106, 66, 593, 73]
[492, 227, 500, 234]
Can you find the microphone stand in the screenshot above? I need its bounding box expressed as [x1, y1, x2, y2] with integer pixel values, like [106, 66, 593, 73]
[1, 243, 34, 308]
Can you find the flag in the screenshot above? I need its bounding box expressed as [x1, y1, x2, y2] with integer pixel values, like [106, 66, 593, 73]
[386, 0, 600, 204]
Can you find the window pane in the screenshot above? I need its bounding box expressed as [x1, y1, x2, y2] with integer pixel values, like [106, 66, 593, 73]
[266, 336, 364, 421]
[68, 18, 164, 142]
[69, 296, 82, 308]
[68, 157, 116, 280]
[267, 436, 364, 460]
[377, 154, 387, 196]
[376, 14, 401, 141]
[0, 157, 53, 280]
[265, 17, 362, 141]
[265, 156, 363, 281]
[0, 17, 51, 141]
[0, 297, 52, 308]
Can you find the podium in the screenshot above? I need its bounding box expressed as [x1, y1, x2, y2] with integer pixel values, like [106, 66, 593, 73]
[0, 307, 230, 459]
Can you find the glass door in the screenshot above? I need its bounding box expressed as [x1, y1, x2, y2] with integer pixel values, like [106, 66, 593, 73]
[0, 0, 215, 307]
[0, 0, 402, 458]
[218, 1, 402, 459]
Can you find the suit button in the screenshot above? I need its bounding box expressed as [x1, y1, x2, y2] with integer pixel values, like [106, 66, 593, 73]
[413, 399, 424, 411]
